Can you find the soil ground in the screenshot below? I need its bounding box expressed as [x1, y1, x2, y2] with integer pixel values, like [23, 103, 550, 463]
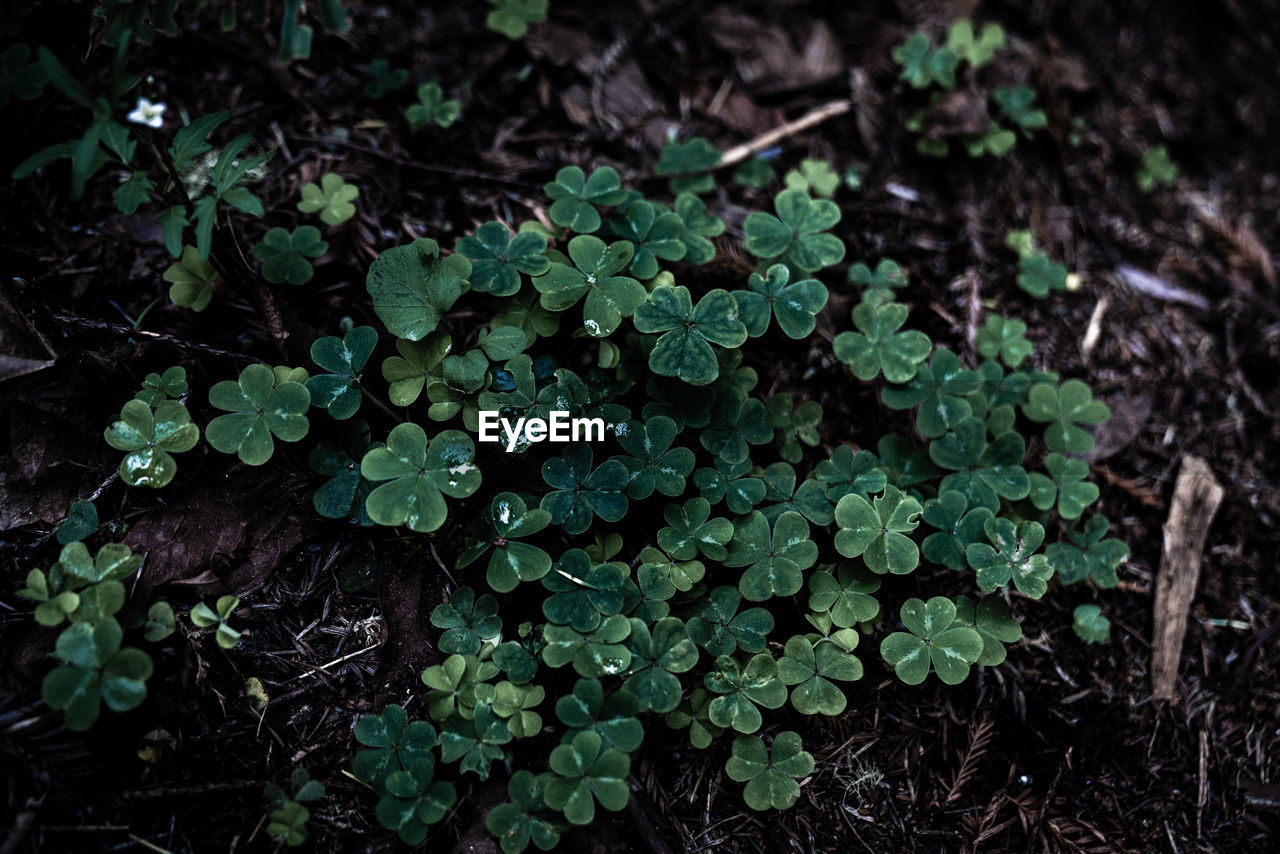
[2, 1, 1279, 852]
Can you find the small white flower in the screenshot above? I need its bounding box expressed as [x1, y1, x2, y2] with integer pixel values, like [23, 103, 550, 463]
[127, 98, 166, 129]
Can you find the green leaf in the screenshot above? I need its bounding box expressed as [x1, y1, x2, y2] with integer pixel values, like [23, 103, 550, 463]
[727, 511, 817, 601]
[486, 771, 562, 853]
[104, 399, 200, 488]
[1028, 453, 1099, 520]
[1136, 145, 1178, 193]
[725, 731, 814, 810]
[965, 517, 1053, 599]
[608, 200, 686, 279]
[657, 498, 732, 561]
[459, 221, 550, 296]
[169, 111, 230, 172]
[158, 206, 188, 258]
[1045, 514, 1129, 588]
[1016, 252, 1069, 298]
[56, 501, 99, 545]
[634, 285, 748, 385]
[545, 730, 631, 825]
[759, 462, 833, 526]
[848, 258, 907, 290]
[541, 550, 626, 632]
[430, 586, 502, 655]
[673, 193, 724, 264]
[777, 635, 862, 715]
[533, 235, 644, 337]
[296, 173, 359, 225]
[1072, 604, 1110, 643]
[405, 82, 460, 131]
[692, 457, 765, 514]
[783, 158, 839, 197]
[544, 166, 627, 233]
[704, 653, 787, 733]
[362, 424, 480, 533]
[813, 445, 886, 503]
[921, 490, 993, 571]
[305, 326, 377, 421]
[655, 137, 721, 177]
[540, 444, 628, 536]
[946, 19, 1006, 68]
[733, 263, 828, 339]
[486, 0, 549, 39]
[623, 617, 698, 713]
[743, 188, 845, 273]
[928, 417, 1029, 512]
[252, 226, 328, 285]
[459, 492, 553, 593]
[977, 314, 1032, 368]
[881, 347, 983, 438]
[0, 44, 49, 107]
[113, 170, 154, 214]
[367, 238, 471, 341]
[1022, 379, 1110, 454]
[880, 597, 983, 685]
[992, 85, 1046, 137]
[613, 416, 695, 499]
[951, 595, 1021, 666]
[164, 246, 219, 311]
[893, 32, 958, 89]
[308, 419, 375, 525]
[834, 486, 922, 575]
[833, 298, 932, 383]
[733, 157, 776, 189]
[207, 364, 310, 465]
[807, 562, 880, 628]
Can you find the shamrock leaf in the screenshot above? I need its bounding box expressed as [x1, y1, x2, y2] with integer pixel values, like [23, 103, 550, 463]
[405, 82, 460, 130]
[493, 640, 540, 686]
[1136, 146, 1178, 193]
[977, 314, 1032, 368]
[485, 770, 562, 854]
[784, 158, 839, 197]
[807, 562, 880, 628]
[539, 444, 628, 535]
[541, 550, 627, 632]
[655, 137, 722, 194]
[421, 654, 499, 721]
[726, 731, 814, 810]
[633, 285, 748, 385]
[430, 586, 502, 655]
[966, 517, 1053, 599]
[308, 419, 375, 524]
[951, 595, 1022, 666]
[380, 332, 452, 406]
[733, 263, 828, 340]
[55, 500, 98, 546]
[920, 490, 993, 571]
[366, 238, 471, 342]
[253, 226, 328, 285]
[458, 221, 550, 296]
[304, 326, 377, 420]
[135, 366, 188, 407]
[533, 235, 644, 337]
[701, 391, 772, 464]
[760, 462, 833, 526]
[190, 595, 242, 648]
[673, 193, 725, 264]
[623, 617, 698, 713]
[361, 59, 409, 99]
[882, 347, 983, 438]
[833, 298, 932, 383]
[1022, 379, 1110, 455]
[41, 617, 152, 731]
[743, 188, 845, 273]
[1072, 604, 1110, 643]
[612, 416, 695, 499]
[733, 157, 776, 189]
[1016, 252, 1069, 299]
[992, 86, 1046, 137]
[704, 653, 787, 733]
[489, 681, 546, 738]
[439, 702, 511, 778]
[266, 800, 311, 846]
[545, 166, 627, 233]
[692, 457, 766, 514]
[296, 173, 358, 225]
[657, 498, 732, 561]
[686, 586, 773, 657]
[726, 511, 818, 602]
[881, 596, 982, 685]
[834, 485, 923, 575]
[848, 258, 907, 290]
[361, 424, 479, 532]
[946, 19, 1005, 68]
[373, 757, 458, 845]
[608, 200, 686, 279]
[1045, 514, 1129, 588]
[1029, 453, 1099, 520]
[812, 445, 886, 503]
[893, 32, 958, 89]
[164, 246, 219, 311]
[542, 615, 633, 678]
[929, 416, 1029, 512]
[207, 363, 310, 465]
[457, 492, 553, 593]
[104, 399, 199, 487]
[486, 0, 549, 39]
[545, 730, 631, 825]
[777, 636, 862, 715]
[763, 394, 821, 464]
[555, 678, 643, 752]
[52, 541, 142, 588]
[636, 547, 705, 597]
[352, 704, 438, 792]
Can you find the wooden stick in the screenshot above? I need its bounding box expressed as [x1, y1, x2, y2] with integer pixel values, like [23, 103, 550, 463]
[716, 100, 853, 170]
[1152, 455, 1224, 701]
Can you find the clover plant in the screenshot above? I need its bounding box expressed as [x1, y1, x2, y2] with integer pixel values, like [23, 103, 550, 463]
[297, 173, 359, 225]
[405, 82, 460, 131]
[1136, 145, 1178, 192]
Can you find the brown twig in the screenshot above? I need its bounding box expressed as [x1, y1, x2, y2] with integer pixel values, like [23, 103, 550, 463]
[50, 314, 256, 361]
[715, 100, 854, 170]
[945, 712, 995, 804]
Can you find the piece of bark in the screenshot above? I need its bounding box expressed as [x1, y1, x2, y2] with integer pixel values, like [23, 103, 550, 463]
[1152, 455, 1224, 701]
